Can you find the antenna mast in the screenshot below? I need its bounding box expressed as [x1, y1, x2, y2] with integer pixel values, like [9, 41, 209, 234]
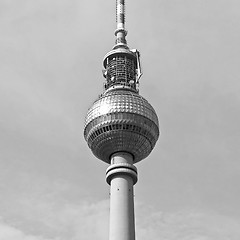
[115, 0, 128, 47]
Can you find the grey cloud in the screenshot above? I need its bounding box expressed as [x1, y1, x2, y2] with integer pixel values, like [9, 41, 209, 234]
[136, 203, 240, 240]
[1, 0, 240, 239]
[0, 219, 53, 240]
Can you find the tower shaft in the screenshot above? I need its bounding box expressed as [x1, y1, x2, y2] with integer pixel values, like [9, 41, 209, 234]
[106, 153, 137, 240]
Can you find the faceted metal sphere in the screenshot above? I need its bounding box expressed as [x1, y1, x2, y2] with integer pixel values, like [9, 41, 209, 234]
[84, 89, 159, 163]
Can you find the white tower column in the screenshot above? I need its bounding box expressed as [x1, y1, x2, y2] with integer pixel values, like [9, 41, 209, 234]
[106, 152, 138, 240]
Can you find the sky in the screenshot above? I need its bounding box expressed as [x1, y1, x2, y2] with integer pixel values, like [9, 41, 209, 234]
[0, 0, 240, 239]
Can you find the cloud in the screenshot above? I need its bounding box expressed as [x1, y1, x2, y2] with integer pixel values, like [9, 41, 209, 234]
[0, 167, 108, 239]
[0, 195, 109, 240]
[2, 186, 240, 240]
[135, 203, 240, 240]
[0, 220, 53, 240]
[0, 0, 240, 239]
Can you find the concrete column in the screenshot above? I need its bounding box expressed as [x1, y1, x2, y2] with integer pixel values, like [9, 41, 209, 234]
[106, 152, 137, 240]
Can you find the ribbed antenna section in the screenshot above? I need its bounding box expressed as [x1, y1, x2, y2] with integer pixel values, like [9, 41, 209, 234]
[115, 0, 128, 47]
[116, 0, 125, 30]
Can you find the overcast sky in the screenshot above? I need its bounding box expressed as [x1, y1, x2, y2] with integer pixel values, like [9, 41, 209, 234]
[0, 0, 240, 239]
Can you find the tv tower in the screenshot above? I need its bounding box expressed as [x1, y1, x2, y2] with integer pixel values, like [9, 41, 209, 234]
[84, 1, 159, 239]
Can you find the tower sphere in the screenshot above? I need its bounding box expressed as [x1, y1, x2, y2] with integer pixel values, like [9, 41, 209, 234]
[84, 88, 159, 164]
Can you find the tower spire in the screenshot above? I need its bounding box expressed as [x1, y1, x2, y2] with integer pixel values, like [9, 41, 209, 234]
[115, 0, 128, 48]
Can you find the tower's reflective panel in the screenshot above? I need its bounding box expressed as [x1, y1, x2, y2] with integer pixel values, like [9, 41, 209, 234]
[84, 89, 159, 163]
